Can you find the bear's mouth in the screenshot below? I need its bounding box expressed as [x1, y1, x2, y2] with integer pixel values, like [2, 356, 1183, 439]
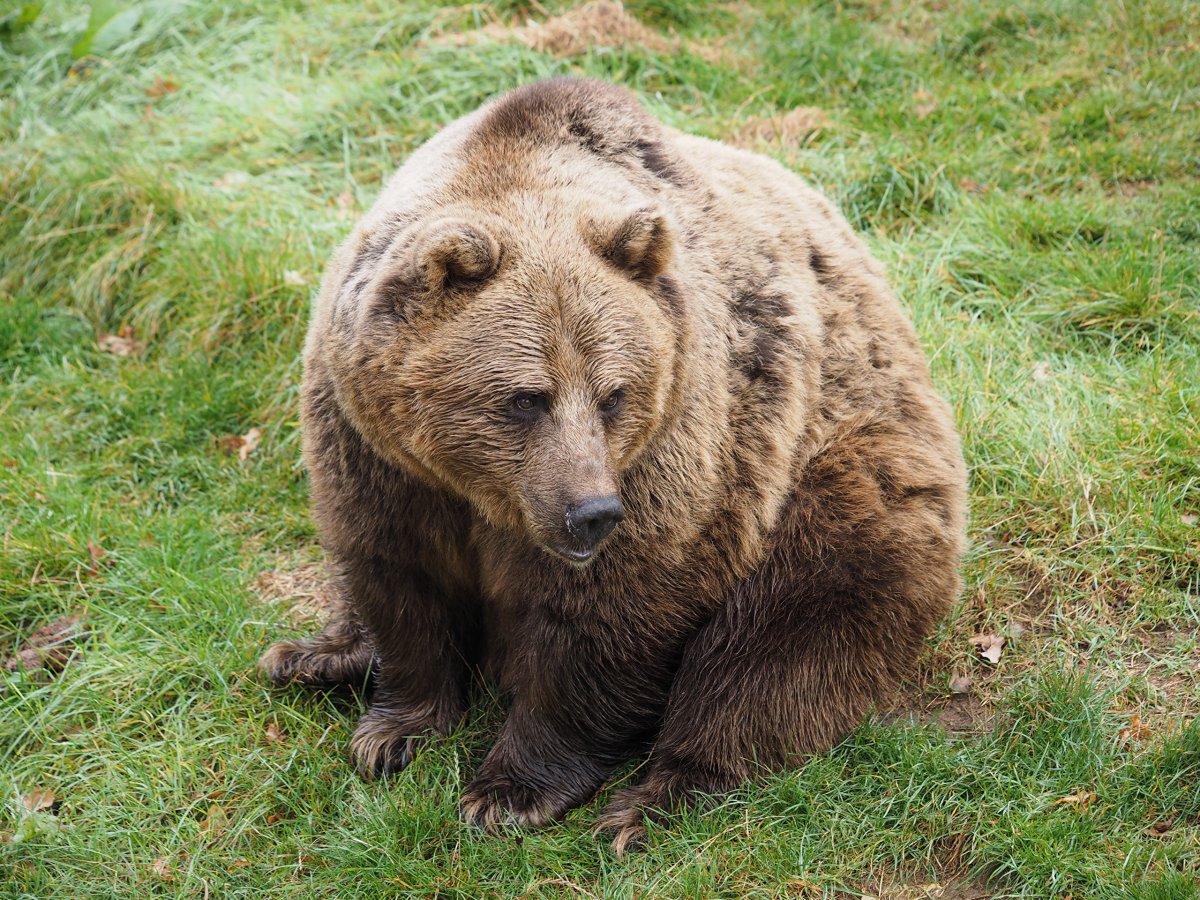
[551, 544, 596, 565]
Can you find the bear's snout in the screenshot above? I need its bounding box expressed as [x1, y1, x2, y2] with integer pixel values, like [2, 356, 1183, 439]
[562, 495, 625, 559]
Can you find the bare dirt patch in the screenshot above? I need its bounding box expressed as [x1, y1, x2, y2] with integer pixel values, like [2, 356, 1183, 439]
[882, 680, 997, 737]
[833, 873, 992, 900]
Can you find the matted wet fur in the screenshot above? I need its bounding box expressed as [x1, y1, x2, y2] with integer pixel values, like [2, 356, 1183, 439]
[259, 77, 967, 853]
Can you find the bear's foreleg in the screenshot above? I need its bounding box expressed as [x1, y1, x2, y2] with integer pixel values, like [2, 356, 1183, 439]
[340, 555, 475, 779]
[460, 626, 674, 832]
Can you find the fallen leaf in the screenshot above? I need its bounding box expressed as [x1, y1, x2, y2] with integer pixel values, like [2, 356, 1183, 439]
[283, 270, 307, 287]
[22, 790, 56, 813]
[4, 615, 87, 674]
[9, 810, 64, 843]
[958, 176, 988, 193]
[334, 190, 355, 219]
[266, 812, 283, 825]
[1143, 817, 1175, 837]
[238, 427, 261, 461]
[146, 74, 179, 98]
[969, 633, 1005, 665]
[1119, 714, 1151, 746]
[913, 87, 937, 120]
[151, 857, 174, 881]
[1055, 790, 1097, 810]
[98, 325, 144, 357]
[1004, 621, 1027, 639]
[1032, 361, 1053, 382]
[265, 722, 284, 743]
[86, 539, 107, 574]
[215, 427, 262, 461]
[199, 804, 229, 837]
[949, 672, 972, 694]
[1182, 513, 1198, 526]
[214, 170, 251, 191]
[228, 857, 251, 870]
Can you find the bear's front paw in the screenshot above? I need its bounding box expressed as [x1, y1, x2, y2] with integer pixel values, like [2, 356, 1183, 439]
[349, 705, 441, 779]
[459, 773, 565, 832]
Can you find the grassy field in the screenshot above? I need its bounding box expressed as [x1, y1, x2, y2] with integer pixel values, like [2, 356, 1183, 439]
[2, 0, 1198, 896]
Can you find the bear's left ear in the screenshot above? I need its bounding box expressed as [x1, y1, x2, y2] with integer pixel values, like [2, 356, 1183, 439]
[588, 207, 674, 282]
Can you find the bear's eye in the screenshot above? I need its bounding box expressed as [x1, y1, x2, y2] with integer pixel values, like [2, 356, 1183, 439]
[509, 391, 548, 418]
[600, 388, 625, 415]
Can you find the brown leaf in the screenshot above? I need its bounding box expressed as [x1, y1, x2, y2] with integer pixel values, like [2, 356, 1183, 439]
[1143, 817, 1176, 837]
[151, 857, 174, 881]
[949, 672, 973, 694]
[1119, 714, 1151, 746]
[1055, 790, 1097, 810]
[146, 74, 179, 99]
[958, 176, 989, 194]
[215, 427, 262, 461]
[1182, 513, 1198, 526]
[913, 87, 937, 120]
[86, 539, 107, 575]
[199, 804, 229, 837]
[22, 789, 56, 813]
[264, 722, 284, 744]
[214, 170, 251, 192]
[1004, 621, 1028, 639]
[98, 325, 144, 358]
[334, 190, 356, 220]
[238, 427, 261, 461]
[969, 633, 1005, 665]
[4, 615, 87, 674]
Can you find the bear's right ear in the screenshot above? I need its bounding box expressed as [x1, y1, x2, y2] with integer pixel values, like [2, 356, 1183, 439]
[370, 218, 501, 318]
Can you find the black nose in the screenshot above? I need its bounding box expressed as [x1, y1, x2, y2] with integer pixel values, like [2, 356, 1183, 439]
[565, 495, 625, 549]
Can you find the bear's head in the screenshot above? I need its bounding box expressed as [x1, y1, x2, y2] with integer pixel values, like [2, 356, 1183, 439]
[328, 196, 681, 565]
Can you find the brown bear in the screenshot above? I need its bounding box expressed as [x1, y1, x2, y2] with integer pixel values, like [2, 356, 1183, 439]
[259, 77, 967, 853]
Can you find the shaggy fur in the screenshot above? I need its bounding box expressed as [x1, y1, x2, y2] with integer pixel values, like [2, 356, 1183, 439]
[259, 77, 967, 853]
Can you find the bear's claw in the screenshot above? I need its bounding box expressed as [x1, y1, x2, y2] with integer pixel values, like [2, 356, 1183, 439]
[596, 785, 660, 856]
[348, 709, 432, 779]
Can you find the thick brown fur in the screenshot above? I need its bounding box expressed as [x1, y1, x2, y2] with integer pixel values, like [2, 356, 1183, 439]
[259, 78, 967, 852]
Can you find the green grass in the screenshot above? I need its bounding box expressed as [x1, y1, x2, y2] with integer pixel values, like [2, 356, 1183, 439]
[2, 1, 1198, 896]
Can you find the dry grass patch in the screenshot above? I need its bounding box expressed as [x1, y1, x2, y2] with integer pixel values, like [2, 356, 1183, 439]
[727, 106, 831, 151]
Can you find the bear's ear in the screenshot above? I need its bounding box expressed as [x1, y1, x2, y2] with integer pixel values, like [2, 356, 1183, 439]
[411, 218, 501, 293]
[369, 218, 501, 320]
[589, 207, 674, 282]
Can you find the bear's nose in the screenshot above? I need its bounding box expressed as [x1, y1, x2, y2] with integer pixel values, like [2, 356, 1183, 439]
[565, 495, 625, 550]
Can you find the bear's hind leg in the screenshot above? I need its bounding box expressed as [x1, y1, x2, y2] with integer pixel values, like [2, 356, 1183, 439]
[598, 437, 964, 853]
[259, 600, 374, 689]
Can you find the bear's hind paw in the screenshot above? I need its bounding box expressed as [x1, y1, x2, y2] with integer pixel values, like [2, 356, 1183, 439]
[258, 634, 373, 689]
